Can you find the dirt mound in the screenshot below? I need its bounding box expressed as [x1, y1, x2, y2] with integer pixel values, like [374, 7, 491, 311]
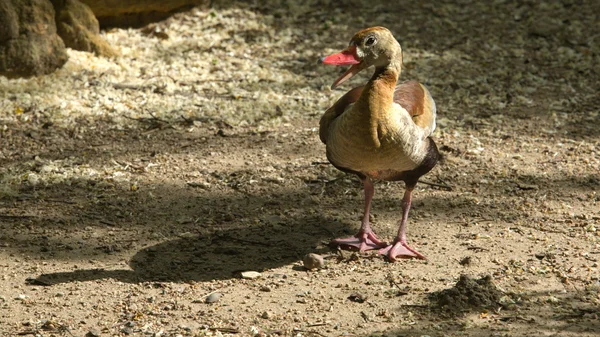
[429, 275, 503, 311]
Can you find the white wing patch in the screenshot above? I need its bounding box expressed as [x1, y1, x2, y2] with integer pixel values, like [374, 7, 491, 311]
[386, 103, 429, 167]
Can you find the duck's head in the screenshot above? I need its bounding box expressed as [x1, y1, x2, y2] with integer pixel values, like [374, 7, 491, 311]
[319, 26, 402, 89]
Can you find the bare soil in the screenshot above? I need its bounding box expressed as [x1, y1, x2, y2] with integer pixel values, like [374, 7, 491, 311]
[1, 1, 599, 336]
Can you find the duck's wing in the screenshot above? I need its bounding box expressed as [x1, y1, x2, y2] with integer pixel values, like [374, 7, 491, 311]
[319, 86, 364, 144]
[393, 80, 437, 136]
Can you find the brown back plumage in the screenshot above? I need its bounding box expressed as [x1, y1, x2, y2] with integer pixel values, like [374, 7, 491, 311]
[393, 80, 435, 131]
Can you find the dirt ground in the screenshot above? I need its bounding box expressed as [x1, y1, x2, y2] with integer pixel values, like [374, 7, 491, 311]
[1, 1, 599, 336]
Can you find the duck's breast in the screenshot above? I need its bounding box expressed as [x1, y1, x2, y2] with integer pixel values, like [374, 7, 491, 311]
[325, 102, 428, 174]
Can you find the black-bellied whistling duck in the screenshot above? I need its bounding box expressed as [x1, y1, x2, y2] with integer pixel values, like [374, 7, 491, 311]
[319, 26, 440, 262]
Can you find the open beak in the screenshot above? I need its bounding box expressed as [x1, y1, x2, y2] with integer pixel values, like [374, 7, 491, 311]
[319, 46, 365, 89]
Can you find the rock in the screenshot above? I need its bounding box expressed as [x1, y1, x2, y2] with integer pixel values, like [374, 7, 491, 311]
[240, 271, 262, 279]
[79, 0, 211, 28]
[529, 16, 562, 38]
[0, 0, 68, 78]
[120, 326, 133, 335]
[459, 256, 472, 266]
[85, 329, 101, 337]
[204, 292, 221, 303]
[51, 0, 118, 57]
[303, 253, 325, 270]
[347, 293, 367, 303]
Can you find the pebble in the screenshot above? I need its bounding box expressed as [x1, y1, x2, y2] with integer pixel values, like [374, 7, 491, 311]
[348, 293, 367, 303]
[529, 17, 562, 38]
[120, 327, 133, 335]
[303, 253, 325, 270]
[261, 311, 271, 319]
[86, 329, 101, 337]
[27, 173, 40, 186]
[205, 292, 222, 303]
[260, 285, 272, 292]
[241, 271, 262, 279]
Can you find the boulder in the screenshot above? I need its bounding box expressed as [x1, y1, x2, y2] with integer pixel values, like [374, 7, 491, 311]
[80, 0, 210, 28]
[52, 0, 118, 57]
[0, 0, 68, 78]
[0, 0, 209, 78]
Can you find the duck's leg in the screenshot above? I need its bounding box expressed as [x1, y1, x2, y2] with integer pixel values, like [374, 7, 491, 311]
[378, 185, 426, 261]
[331, 177, 388, 252]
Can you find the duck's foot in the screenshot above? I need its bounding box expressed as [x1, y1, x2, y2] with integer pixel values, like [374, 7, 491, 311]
[378, 241, 426, 262]
[331, 231, 388, 252]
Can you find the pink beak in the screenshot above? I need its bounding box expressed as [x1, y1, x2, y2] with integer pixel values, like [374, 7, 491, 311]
[319, 46, 364, 89]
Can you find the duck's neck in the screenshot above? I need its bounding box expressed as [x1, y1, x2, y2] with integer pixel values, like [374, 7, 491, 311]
[357, 60, 402, 117]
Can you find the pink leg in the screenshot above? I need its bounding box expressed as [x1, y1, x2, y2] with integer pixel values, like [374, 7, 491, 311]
[378, 186, 426, 261]
[331, 177, 387, 252]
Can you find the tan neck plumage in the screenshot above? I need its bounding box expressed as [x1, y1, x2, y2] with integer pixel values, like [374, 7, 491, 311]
[353, 60, 402, 148]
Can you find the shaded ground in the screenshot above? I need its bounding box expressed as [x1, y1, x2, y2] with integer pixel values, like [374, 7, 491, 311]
[1, 0, 599, 336]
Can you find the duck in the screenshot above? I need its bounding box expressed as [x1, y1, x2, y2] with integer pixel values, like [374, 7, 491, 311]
[318, 26, 440, 262]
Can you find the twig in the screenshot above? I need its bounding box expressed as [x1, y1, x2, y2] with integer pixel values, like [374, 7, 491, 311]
[292, 328, 326, 337]
[0, 215, 34, 219]
[180, 115, 213, 124]
[43, 198, 76, 204]
[400, 304, 429, 308]
[325, 177, 345, 185]
[123, 112, 168, 124]
[467, 246, 489, 252]
[200, 288, 222, 300]
[112, 83, 152, 90]
[124, 112, 176, 132]
[418, 180, 453, 191]
[306, 323, 329, 327]
[99, 220, 117, 227]
[209, 327, 239, 333]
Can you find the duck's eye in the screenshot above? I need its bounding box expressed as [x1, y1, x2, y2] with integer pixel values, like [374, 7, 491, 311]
[365, 37, 376, 46]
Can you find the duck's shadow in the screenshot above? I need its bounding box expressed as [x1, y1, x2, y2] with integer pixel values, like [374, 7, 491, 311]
[30, 215, 348, 285]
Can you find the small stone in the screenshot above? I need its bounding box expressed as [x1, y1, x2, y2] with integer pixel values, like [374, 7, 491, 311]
[205, 292, 221, 303]
[86, 329, 101, 337]
[261, 311, 271, 319]
[459, 256, 472, 266]
[348, 293, 367, 303]
[529, 17, 562, 38]
[27, 173, 40, 186]
[240, 271, 262, 279]
[259, 285, 272, 292]
[303, 253, 325, 270]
